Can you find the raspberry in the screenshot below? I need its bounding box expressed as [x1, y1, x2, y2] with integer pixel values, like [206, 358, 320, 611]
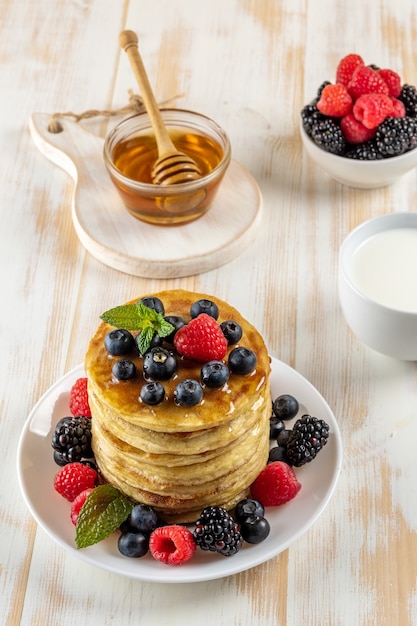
[353, 93, 393, 129]
[250, 461, 301, 507]
[149, 525, 196, 565]
[69, 377, 91, 417]
[173, 313, 228, 362]
[54, 462, 98, 502]
[390, 98, 406, 118]
[316, 84, 352, 117]
[70, 488, 94, 525]
[378, 68, 402, 98]
[335, 53, 364, 86]
[340, 113, 377, 144]
[347, 65, 390, 100]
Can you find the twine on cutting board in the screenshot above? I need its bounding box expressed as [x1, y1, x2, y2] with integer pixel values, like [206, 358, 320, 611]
[47, 90, 183, 133]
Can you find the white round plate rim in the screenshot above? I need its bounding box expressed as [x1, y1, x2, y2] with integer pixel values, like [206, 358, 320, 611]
[17, 358, 342, 583]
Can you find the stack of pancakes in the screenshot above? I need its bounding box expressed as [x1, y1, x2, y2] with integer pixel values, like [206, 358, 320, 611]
[85, 290, 271, 523]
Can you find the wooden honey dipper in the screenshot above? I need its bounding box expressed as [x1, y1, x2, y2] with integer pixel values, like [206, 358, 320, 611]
[119, 30, 202, 185]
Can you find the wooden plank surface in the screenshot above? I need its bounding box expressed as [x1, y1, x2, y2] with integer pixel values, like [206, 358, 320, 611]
[2, 0, 417, 624]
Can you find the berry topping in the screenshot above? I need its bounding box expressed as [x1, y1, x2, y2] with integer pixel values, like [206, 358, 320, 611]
[340, 113, 377, 144]
[104, 329, 136, 356]
[375, 116, 417, 156]
[200, 360, 230, 388]
[228, 346, 256, 375]
[316, 83, 353, 117]
[149, 525, 196, 565]
[272, 394, 299, 420]
[70, 488, 94, 526]
[378, 68, 402, 98]
[311, 118, 347, 154]
[127, 504, 159, 534]
[285, 415, 330, 467]
[239, 516, 270, 544]
[250, 461, 301, 507]
[163, 315, 185, 343]
[69, 377, 91, 417]
[143, 347, 177, 380]
[118, 531, 150, 558]
[54, 462, 98, 502]
[112, 359, 136, 381]
[139, 296, 165, 314]
[347, 65, 390, 99]
[268, 446, 290, 464]
[352, 93, 393, 129]
[139, 381, 166, 405]
[220, 320, 243, 344]
[190, 298, 219, 320]
[399, 84, 417, 117]
[234, 498, 265, 523]
[193, 506, 243, 556]
[269, 416, 285, 439]
[51, 416, 93, 464]
[100, 301, 175, 356]
[336, 53, 364, 86]
[174, 379, 203, 406]
[173, 313, 228, 362]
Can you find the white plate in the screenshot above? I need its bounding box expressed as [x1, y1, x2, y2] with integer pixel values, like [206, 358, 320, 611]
[17, 358, 342, 583]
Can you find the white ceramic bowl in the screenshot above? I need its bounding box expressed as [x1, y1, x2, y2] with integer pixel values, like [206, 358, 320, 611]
[301, 124, 417, 189]
[338, 212, 417, 360]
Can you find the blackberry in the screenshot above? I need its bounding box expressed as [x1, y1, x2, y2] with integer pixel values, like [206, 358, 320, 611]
[51, 416, 93, 464]
[300, 104, 326, 136]
[346, 140, 384, 161]
[399, 84, 417, 117]
[375, 117, 417, 157]
[193, 506, 243, 556]
[311, 118, 346, 154]
[285, 414, 329, 467]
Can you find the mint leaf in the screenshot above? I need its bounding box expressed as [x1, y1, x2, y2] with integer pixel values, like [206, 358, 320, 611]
[100, 300, 174, 355]
[75, 484, 135, 549]
[100, 304, 144, 329]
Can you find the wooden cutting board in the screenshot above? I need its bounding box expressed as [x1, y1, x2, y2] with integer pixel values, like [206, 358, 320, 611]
[29, 113, 262, 278]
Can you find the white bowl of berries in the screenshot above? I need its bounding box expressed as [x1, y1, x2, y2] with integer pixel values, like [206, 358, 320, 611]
[301, 54, 417, 188]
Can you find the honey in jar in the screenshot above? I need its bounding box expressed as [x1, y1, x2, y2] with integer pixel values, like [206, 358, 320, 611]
[103, 110, 232, 226]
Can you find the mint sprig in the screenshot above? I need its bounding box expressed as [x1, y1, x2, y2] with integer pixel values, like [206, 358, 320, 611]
[75, 484, 135, 549]
[100, 301, 175, 355]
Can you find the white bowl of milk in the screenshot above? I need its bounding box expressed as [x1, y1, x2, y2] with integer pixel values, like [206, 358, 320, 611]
[339, 212, 417, 360]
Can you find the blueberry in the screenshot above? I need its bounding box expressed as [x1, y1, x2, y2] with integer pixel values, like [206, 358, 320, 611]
[174, 379, 203, 406]
[118, 531, 149, 558]
[112, 359, 136, 381]
[139, 296, 165, 314]
[190, 299, 219, 320]
[128, 504, 158, 534]
[220, 320, 243, 345]
[272, 394, 299, 420]
[269, 417, 285, 439]
[140, 381, 165, 405]
[228, 346, 257, 375]
[240, 516, 270, 544]
[135, 331, 163, 356]
[276, 428, 292, 447]
[163, 315, 185, 343]
[53, 450, 68, 466]
[104, 328, 135, 356]
[268, 445, 290, 464]
[143, 347, 177, 380]
[200, 360, 230, 388]
[235, 498, 265, 523]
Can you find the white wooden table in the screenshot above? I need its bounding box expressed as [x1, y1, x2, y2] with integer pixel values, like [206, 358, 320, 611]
[2, 1, 417, 624]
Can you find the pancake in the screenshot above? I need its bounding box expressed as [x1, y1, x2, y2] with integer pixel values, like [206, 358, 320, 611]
[85, 289, 271, 523]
